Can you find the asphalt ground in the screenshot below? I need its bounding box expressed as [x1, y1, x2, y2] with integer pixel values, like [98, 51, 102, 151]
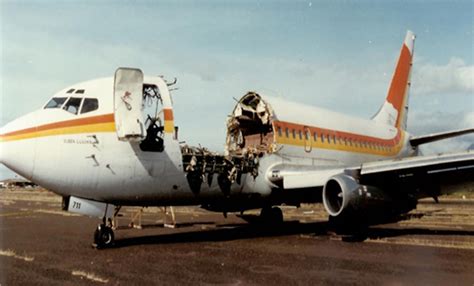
[1, 188, 474, 285]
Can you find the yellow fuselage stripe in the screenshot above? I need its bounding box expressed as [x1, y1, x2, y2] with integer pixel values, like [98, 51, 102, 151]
[0, 122, 116, 142]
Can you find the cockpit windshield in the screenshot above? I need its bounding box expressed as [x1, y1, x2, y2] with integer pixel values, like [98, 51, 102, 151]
[44, 97, 67, 109]
[63, 97, 83, 115]
[44, 92, 100, 116]
[81, 98, 99, 114]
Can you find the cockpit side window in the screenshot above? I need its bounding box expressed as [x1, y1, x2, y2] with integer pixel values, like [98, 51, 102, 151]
[63, 97, 83, 115]
[44, 97, 67, 109]
[80, 98, 99, 114]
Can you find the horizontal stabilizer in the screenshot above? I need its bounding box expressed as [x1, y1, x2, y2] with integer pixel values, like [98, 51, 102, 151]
[410, 128, 474, 147]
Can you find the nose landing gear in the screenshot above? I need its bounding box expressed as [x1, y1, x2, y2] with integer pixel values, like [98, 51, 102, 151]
[93, 224, 115, 249]
[92, 205, 120, 249]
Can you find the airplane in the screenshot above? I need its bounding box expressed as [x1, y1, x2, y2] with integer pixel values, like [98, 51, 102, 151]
[0, 30, 473, 248]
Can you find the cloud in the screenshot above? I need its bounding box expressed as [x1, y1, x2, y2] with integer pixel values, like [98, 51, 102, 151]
[409, 110, 474, 154]
[412, 57, 474, 96]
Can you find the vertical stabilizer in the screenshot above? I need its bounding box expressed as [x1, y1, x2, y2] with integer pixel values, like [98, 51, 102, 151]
[372, 30, 415, 130]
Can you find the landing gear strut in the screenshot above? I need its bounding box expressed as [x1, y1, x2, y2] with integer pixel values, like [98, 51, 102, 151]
[92, 205, 119, 249]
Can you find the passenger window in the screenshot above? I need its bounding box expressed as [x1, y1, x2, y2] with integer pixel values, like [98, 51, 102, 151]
[321, 134, 325, 143]
[81, 98, 99, 114]
[313, 132, 317, 141]
[285, 128, 289, 138]
[298, 130, 302, 140]
[45, 97, 67, 109]
[63, 97, 83, 115]
[292, 129, 296, 139]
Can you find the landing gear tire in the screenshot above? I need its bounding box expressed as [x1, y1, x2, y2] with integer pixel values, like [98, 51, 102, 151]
[260, 206, 283, 225]
[93, 225, 114, 249]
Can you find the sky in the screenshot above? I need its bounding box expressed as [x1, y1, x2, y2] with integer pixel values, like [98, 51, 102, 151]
[0, 0, 473, 179]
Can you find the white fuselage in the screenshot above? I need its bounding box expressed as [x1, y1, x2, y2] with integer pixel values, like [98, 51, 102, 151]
[0, 79, 414, 208]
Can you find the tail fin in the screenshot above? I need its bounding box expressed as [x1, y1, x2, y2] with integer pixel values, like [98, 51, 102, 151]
[372, 30, 415, 130]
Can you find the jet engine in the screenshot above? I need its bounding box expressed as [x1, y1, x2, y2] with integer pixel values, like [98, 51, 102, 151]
[322, 174, 400, 220]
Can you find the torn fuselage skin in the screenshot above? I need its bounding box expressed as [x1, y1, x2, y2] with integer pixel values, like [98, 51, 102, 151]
[226, 92, 277, 157]
[180, 92, 278, 208]
[181, 92, 315, 211]
[225, 92, 323, 207]
[181, 145, 259, 198]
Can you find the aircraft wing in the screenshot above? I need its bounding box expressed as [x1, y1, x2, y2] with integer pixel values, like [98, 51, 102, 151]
[358, 151, 474, 189]
[273, 151, 474, 193]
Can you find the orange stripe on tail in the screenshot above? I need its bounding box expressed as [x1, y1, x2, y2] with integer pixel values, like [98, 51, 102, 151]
[372, 31, 415, 130]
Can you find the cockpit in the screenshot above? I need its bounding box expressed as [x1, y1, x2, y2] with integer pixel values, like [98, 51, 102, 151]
[44, 88, 99, 115]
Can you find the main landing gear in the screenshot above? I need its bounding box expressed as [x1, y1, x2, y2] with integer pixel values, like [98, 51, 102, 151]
[259, 206, 284, 225]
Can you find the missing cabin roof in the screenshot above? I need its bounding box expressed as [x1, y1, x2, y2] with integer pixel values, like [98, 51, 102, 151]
[226, 92, 276, 156]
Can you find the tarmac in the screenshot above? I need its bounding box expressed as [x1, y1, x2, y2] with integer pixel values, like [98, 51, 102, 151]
[1, 188, 474, 285]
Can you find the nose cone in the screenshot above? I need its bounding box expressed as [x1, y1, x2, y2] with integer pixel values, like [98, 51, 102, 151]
[0, 113, 38, 181]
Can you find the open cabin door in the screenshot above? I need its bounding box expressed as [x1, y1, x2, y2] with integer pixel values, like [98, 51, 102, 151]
[114, 68, 147, 141]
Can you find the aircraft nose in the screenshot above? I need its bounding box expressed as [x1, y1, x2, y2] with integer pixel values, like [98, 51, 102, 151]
[0, 114, 37, 181]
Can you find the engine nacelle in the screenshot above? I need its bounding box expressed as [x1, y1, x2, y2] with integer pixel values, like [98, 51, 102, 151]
[322, 174, 394, 218]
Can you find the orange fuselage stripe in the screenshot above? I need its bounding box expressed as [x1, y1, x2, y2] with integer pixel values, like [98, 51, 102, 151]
[272, 120, 404, 156]
[0, 110, 177, 141]
[1, 114, 115, 138]
[163, 108, 174, 133]
[163, 109, 174, 120]
[0, 114, 116, 142]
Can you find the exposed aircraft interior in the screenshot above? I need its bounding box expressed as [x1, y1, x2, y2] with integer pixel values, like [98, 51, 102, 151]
[139, 84, 165, 152]
[226, 92, 275, 157]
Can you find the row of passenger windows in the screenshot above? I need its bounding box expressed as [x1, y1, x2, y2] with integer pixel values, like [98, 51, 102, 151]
[276, 126, 393, 151]
[44, 97, 99, 115]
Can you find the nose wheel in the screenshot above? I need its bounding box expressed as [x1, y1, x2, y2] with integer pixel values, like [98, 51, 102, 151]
[93, 224, 115, 249]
